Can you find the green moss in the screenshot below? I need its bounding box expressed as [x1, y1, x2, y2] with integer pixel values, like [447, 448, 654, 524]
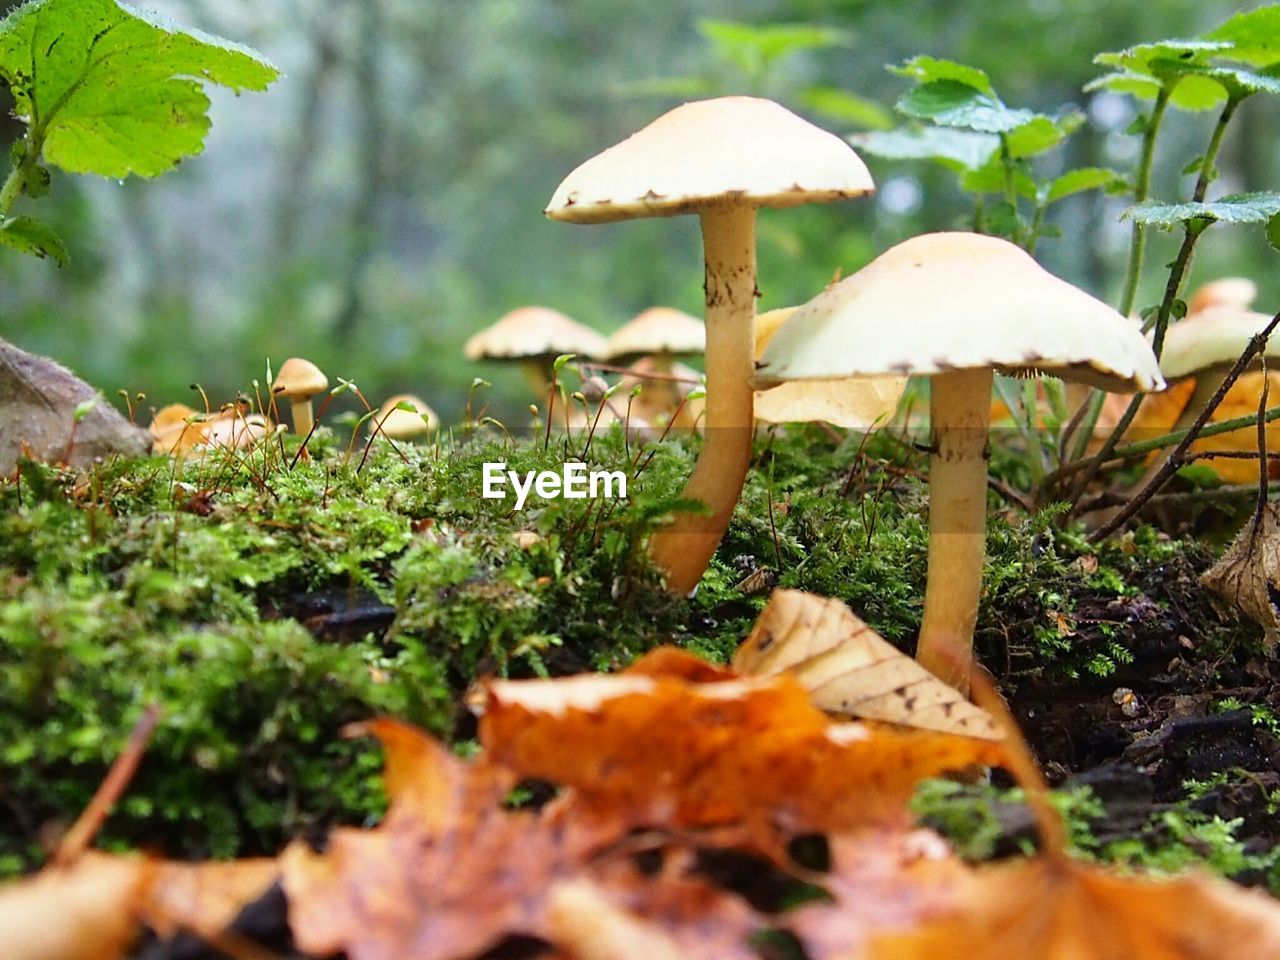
[0, 422, 1251, 873]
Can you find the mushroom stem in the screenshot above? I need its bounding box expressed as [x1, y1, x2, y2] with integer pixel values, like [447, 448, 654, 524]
[648, 205, 757, 594]
[916, 367, 994, 694]
[521, 359, 554, 402]
[290, 398, 315, 438]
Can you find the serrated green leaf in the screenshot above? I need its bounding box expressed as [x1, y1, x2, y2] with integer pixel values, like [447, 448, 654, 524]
[897, 80, 1033, 133]
[698, 19, 850, 73]
[1004, 116, 1065, 158]
[848, 126, 998, 172]
[1167, 74, 1230, 111]
[0, 215, 67, 264]
[1094, 39, 1231, 74]
[0, 0, 278, 179]
[983, 200, 1023, 240]
[1045, 167, 1123, 204]
[1123, 191, 1280, 227]
[1084, 70, 1163, 100]
[800, 86, 894, 130]
[1266, 211, 1280, 253]
[890, 56, 994, 95]
[1150, 60, 1280, 101]
[1205, 7, 1280, 67]
[960, 158, 1036, 199]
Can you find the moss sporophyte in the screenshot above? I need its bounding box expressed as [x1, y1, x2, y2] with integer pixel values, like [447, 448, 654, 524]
[482, 461, 628, 510]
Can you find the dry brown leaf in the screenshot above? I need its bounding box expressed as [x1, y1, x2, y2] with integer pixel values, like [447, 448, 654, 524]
[0, 852, 146, 960]
[786, 830, 969, 960]
[861, 854, 1280, 960]
[734, 590, 1000, 740]
[479, 648, 1009, 846]
[143, 857, 279, 940]
[1200, 502, 1280, 642]
[281, 718, 613, 960]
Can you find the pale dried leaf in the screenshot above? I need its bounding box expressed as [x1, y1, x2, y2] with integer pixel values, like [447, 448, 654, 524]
[1201, 503, 1280, 642]
[735, 590, 1000, 739]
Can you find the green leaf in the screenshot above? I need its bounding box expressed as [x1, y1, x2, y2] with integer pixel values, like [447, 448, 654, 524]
[1205, 7, 1280, 66]
[1004, 116, 1065, 159]
[1094, 40, 1231, 74]
[897, 80, 1033, 133]
[0, 0, 278, 179]
[698, 19, 850, 73]
[1266, 211, 1280, 253]
[960, 159, 1036, 199]
[0, 215, 67, 264]
[1150, 60, 1280, 101]
[1084, 70, 1163, 100]
[799, 86, 894, 130]
[848, 126, 998, 172]
[1044, 167, 1124, 204]
[890, 56, 994, 95]
[1123, 191, 1280, 227]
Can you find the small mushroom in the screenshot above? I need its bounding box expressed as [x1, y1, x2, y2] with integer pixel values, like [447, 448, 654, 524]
[464, 306, 608, 399]
[753, 306, 906, 429]
[373, 393, 439, 442]
[606, 307, 705, 419]
[1144, 301, 1280, 483]
[272, 358, 329, 437]
[547, 96, 875, 594]
[1187, 276, 1258, 315]
[756, 232, 1163, 691]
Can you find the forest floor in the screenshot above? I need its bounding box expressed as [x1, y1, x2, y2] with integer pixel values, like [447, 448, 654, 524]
[1, 421, 1276, 893]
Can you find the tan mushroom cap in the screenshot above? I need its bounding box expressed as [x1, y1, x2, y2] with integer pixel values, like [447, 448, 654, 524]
[1160, 305, 1279, 379]
[756, 232, 1164, 394]
[464, 306, 608, 361]
[272, 357, 329, 399]
[1188, 277, 1258, 315]
[605, 307, 705, 360]
[374, 393, 439, 439]
[753, 307, 907, 429]
[545, 96, 875, 224]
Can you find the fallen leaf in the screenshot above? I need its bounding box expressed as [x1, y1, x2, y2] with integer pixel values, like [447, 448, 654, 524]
[479, 649, 1008, 847]
[862, 854, 1280, 960]
[0, 853, 145, 960]
[1200, 502, 1280, 642]
[734, 590, 1000, 740]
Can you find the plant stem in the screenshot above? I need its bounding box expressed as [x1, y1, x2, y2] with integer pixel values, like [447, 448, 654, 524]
[1089, 309, 1280, 540]
[1066, 90, 1169, 463]
[1058, 96, 1239, 507]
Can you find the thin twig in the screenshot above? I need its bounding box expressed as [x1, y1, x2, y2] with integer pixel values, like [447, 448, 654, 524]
[1091, 309, 1280, 540]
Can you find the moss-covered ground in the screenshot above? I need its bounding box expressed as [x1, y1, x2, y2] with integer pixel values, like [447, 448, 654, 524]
[1, 418, 1275, 892]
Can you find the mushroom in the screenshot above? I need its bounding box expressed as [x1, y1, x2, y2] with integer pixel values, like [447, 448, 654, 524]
[756, 232, 1163, 691]
[1187, 276, 1258, 315]
[1143, 301, 1280, 483]
[373, 393, 439, 442]
[272, 358, 329, 437]
[617, 355, 705, 432]
[753, 306, 907, 429]
[463, 306, 608, 399]
[546, 96, 875, 594]
[606, 306, 705, 418]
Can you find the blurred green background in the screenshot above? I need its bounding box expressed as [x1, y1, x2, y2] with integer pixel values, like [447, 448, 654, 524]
[2, 0, 1278, 424]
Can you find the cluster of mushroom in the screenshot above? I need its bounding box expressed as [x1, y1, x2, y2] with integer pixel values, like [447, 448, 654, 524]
[148, 356, 441, 457]
[541, 95, 1165, 692]
[463, 302, 708, 434]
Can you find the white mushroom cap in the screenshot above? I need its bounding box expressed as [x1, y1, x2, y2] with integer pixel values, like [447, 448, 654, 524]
[546, 96, 875, 224]
[374, 393, 439, 439]
[756, 232, 1164, 394]
[272, 357, 329, 400]
[464, 306, 608, 361]
[1160, 305, 1279, 379]
[605, 307, 705, 360]
[753, 306, 906, 429]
